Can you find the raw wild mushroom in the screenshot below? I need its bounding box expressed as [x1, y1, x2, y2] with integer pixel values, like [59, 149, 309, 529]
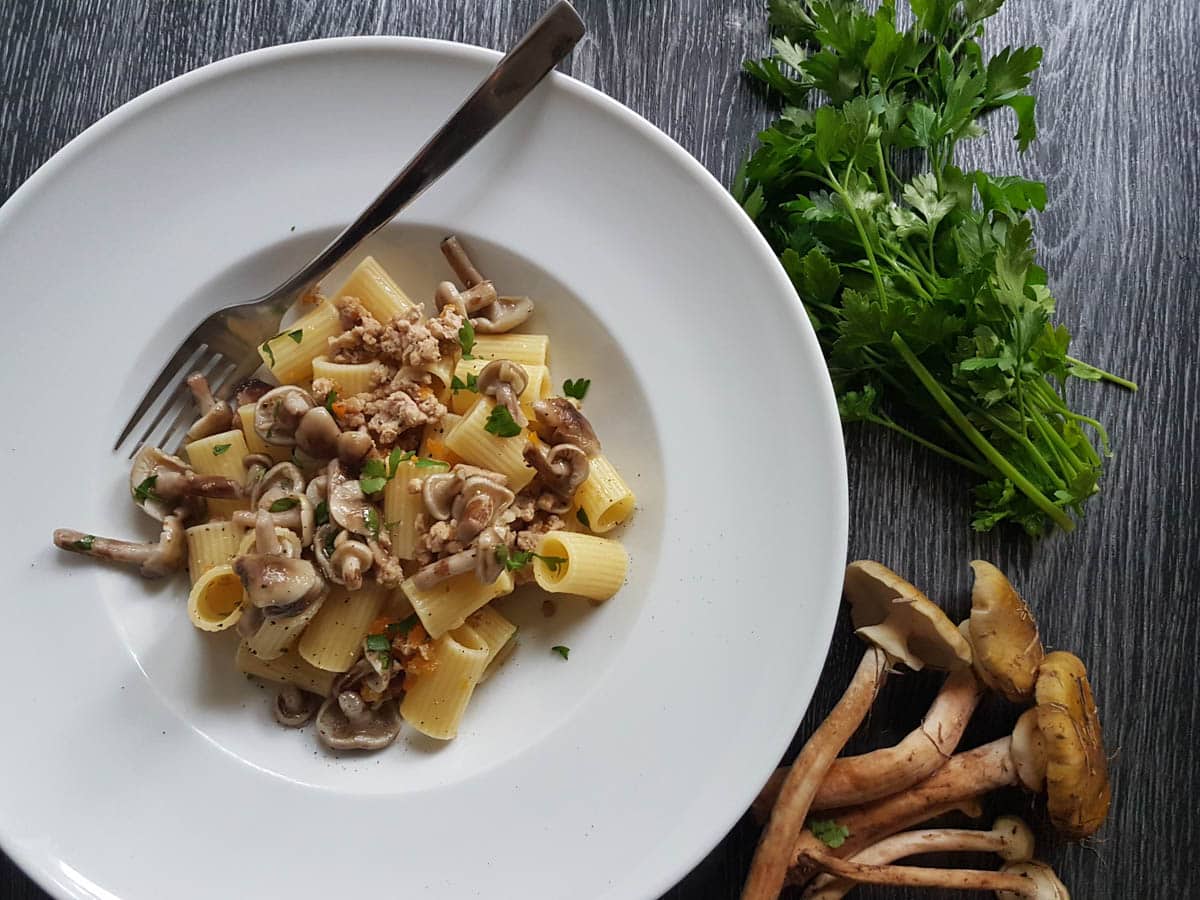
[254, 385, 315, 446]
[184, 371, 234, 440]
[969, 560, 1046, 703]
[523, 442, 589, 513]
[476, 359, 529, 426]
[315, 663, 402, 751]
[54, 512, 186, 578]
[743, 561, 972, 900]
[531, 398, 601, 457]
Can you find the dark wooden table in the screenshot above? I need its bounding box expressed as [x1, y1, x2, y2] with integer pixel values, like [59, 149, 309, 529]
[2, 1, 1195, 897]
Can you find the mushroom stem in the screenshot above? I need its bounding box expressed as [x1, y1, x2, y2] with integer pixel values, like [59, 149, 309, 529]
[754, 667, 983, 820]
[53, 514, 185, 578]
[801, 817, 1035, 899]
[787, 736, 1019, 885]
[741, 647, 888, 900]
[797, 850, 1063, 898]
[440, 235, 485, 287]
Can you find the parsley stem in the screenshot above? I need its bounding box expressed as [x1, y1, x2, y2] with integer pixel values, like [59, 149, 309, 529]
[825, 165, 889, 306]
[1065, 356, 1138, 391]
[873, 140, 891, 197]
[892, 333, 1075, 531]
[972, 403, 1070, 489]
[872, 413, 994, 477]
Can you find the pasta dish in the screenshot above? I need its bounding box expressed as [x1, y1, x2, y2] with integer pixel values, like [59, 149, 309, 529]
[53, 238, 634, 750]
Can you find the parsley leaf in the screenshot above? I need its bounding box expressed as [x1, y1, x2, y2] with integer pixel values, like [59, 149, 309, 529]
[323, 528, 338, 558]
[388, 447, 412, 477]
[551, 645, 570, 660]
[576, 508, 591, 529]
[314, 500, 329, 526]
[365, 633, 391, 653]
[133, 475, 161, 503]
[536, 554, 567, 573]
[360, 458, 389, 494]
[287, 329, 304, 344]
[324, 390, 337, 416]
[364, 507, 380, 537]
[414, 457, 448, 469]
[495, 546, 533, 572]
[563, 378, 591, 401]
[71, 535, 96, 551]
[809, 819, 850, 849]
[459, 320, 476, 359]
[269, 497, 299, 513]
[396, 613, 420, 633]
[451, 373, 479, 393]
[212, 443, 232, 456]
[484, 405, 523, 438]
[260, 340, 276, 367]
[739, 0, 1134, 536]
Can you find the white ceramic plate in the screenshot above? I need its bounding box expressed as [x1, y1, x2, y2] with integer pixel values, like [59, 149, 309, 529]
[0, 37, 846, 900]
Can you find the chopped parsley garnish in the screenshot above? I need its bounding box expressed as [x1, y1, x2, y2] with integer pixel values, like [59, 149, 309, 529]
[458, 320, 476, 359]
[536, 554, 567, 573]
[260, 340, 276, 367]
[323, 528, 338, 558]
[133, 475, 161, 503]
[287, 329, 304, 344]
[364, 507, 380, 537]
[360, 458, 389, 494]
[314, 500, 329, 526]
[484, 405, 522, 438]
[576, 508, 590, 528]
[809, 819, 850, 849]
[451, 373, 479, 393]
[495, 546, 567, 573]
[551, 645, 570, 660]
[414, 457, 448, 469]
[563, 378, 591, 401]
[388, 447, 413, 476]
[269, 497, 299, 513]
[212, 443, 232, 456]
[324, 390, 337, 415]
[365, 633, 391, 653]
[395, 613, 420, 633]
[71, 535, 96, 551]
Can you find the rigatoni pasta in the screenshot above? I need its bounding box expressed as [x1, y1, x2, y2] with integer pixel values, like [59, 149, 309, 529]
[53, 236, 634, 754]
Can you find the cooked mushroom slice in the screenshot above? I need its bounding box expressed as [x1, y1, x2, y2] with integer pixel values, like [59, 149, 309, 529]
[452, 475, 515, 542]
[130, 446, 243, 520]
[273, 684, 320, 727]
[53, 512, 186, 578]
[471, 295, 535, 334]
[232, 378, 273, 409]
[184, 372, 234, 440]
[422, 471, 463, 521]
[440, 235, 485, 286]
[337, 430, 374, 467]
[329, 536, 374, 590]
[294, 406, 342, 460]
[745, 561, 971, 900]
[523, 443, 589, 513]
[326, 459, 378, 535]
[531, 398, 601, 457]
[315, 682, 402, 751]
[435, 279, 498, 316]
[254, 385, 315, 446]
[476, 359, 529, 426]
[969, 560, 1045, 703]
[802, 817, 1037, 900]
[1036, 651, 1111, 839]
[410, 547, 479, 590]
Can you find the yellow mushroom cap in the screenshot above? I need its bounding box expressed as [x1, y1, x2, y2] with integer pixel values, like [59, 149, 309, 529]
[844, 561, 972, 671]
[968, 561, 1045, 702]
[1035, 651, 1112, 839]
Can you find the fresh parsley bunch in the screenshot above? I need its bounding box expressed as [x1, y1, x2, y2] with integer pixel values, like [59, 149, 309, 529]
[736, 0, 1134, 535]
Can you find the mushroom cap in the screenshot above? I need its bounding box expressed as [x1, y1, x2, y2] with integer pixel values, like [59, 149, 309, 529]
[232, 377, 273, 409]
[969, 561, 1045, 703]
[996, 861, 1070, 900]
[477, 359, 529, 397]
[337, 430, 374, 467]
[252, 461, 306, 508]
[330, 539, 374, 590]
[294, 406, 342, 459]
[452, 475, 515, 542]
[273, 685, 319, 727]
[130, 446, 191, 520]
[474, 527, 504, 583]
[233, 553, 325, 614]
[312, 523, 340, 579]
[254, 385, 315, 446]
[1035, 651, 1111, 839]
[992, 816, 1036, 862]
[315, 691, 402, 751]
[422, 471, 463, 521]
[523, 442, 589, 510]
[531, 398, 601, 457]
[844, 561, 972, 671]
[472, 295, 534, 333]
[327, 460, 377, 536]
[1011, 707, 1047, 792]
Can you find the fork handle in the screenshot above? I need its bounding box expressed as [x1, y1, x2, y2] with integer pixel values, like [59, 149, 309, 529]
[264, 1, 585, 308]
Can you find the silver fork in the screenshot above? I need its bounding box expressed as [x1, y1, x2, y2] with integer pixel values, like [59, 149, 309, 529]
[115, 1, 585, 456]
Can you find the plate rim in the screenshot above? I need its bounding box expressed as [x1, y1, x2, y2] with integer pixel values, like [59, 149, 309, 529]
[0, 34, 848, 900]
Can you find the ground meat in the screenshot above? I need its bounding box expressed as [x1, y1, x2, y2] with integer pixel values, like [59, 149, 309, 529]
[328, 297, 386, 363]
[329, 299, 463, 370]
[378, 311, 440, 368]
[513, 506, 566, 552]
[335, 376, 446, 451]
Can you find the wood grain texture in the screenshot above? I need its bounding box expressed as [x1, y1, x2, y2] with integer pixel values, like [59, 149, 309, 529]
[1, 0, 1196, 897]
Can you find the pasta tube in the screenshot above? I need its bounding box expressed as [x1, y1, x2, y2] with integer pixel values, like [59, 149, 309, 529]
[298, 583, 389, 672]
[185, 429, 251, 519]
[383, 458, 433, 560]
[464, 604, 517, 682]
[185, 520, 242, 583]
[258, 301, 342, 385]
[442, 399, 535, 490]
[311, 355, 383, 398]
[238, 404, 290, 463]
[332, 256, 416, 322]
[449, 359, 551, 417]
[532, 531, 628, 601]
[235, 642, 337, 696]
[245, 596, 325, 661]
[471, 333, 549, 366]
[575, 454, 636, 533]
[402, 570, 515, 639]
[399, 626, 490, 740]
[187, 564, 245, 632]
